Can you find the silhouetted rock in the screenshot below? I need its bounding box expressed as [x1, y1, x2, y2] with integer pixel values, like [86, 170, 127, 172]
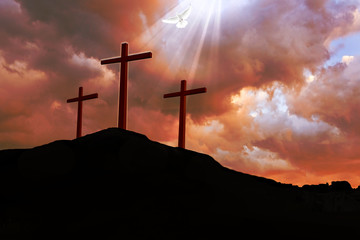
[1, 128, 360, 238]
[330, 181, 352, 192]
[303, 183, 330, 193]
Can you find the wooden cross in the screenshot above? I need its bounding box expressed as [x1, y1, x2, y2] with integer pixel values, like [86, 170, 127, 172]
[67, 86, 98, 138]
[101, 42, 152, 129]
[164, 80, 207, 149]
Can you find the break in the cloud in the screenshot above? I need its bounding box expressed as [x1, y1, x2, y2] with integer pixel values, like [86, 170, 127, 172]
[1, 0, 360, 187]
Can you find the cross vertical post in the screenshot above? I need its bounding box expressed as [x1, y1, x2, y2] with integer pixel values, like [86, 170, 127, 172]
[179, 80, 186, 148]
[67, 86, 98, 138]
[119, 43, 128, 130]
[77, 86, 83, 138]
[101, 42, 152, 129]
[164, 80, 207, 148]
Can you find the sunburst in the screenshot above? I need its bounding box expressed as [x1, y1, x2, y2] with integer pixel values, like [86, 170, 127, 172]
[132, 0, 224, 84]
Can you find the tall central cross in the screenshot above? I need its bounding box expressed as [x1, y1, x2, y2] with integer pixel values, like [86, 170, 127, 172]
[164, 80, 207, 149]
[101, 42, 152, 129]
[67, 86, 98, 138]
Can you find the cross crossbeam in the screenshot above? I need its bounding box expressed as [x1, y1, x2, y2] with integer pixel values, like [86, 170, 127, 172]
[67, 86, 98, 138]
[164, 80, 207, 148]
[101, 42, 152, 129]
[101, 52, 152, 65]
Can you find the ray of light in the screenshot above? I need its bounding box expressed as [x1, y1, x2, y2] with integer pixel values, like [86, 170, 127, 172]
[132, 2, 180, 50]
[132, 0, 227, 84]
[188, 0, 216, 82]
[165, 1, 214, 79]
[209, 0, 222, 78]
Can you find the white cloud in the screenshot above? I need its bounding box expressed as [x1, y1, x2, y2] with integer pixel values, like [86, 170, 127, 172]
[242, 145, 296, 171]
[231, 85, 337, 139]
[69, 51, 115, 87]
[306, 74, 315, 83]
[342, 55, 354, 65]
[214, 145, 295, 172]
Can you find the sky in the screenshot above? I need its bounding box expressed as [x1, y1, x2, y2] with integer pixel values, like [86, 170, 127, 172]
[1, 0, 360, 187]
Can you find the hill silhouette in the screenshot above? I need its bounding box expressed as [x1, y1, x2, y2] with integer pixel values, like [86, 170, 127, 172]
[1, 128, 360, 238]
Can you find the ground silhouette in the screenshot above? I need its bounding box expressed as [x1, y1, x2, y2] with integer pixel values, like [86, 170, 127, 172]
[1, 128, 360, 238]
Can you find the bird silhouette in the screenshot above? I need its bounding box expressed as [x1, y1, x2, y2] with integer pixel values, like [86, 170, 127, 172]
[162, 4, 192, 29]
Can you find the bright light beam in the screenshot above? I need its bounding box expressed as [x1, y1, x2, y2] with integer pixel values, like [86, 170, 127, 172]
[132, 0, 227, 82]
[188, 0, 216, 81]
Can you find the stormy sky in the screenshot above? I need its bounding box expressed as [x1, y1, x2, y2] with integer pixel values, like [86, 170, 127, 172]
[1, 0, 360, 187]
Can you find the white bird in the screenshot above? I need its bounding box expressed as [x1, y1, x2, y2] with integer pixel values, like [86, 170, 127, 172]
[162, 4, 192, 29]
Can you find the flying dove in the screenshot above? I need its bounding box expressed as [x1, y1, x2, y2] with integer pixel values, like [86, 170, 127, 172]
[162, 4, 192, 28]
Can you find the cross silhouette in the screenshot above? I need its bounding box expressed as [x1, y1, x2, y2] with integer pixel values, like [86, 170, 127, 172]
[164, 80, 207, 148]
[67, 87, 98, 138]
[101, 42, 152, 129]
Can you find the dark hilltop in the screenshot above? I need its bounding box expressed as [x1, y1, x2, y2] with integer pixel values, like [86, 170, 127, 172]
[1, 128, 360, 238]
